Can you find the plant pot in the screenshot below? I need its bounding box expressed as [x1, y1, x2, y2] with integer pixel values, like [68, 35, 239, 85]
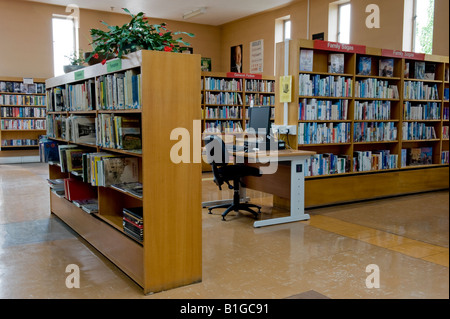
[63, 65, 85, 73]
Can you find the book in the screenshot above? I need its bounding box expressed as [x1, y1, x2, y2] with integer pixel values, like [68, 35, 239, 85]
[111, 182, 143, 198]
[413, 61, 425, 79]
[123, 206, 144, 242]
[328, 54, 344, 74]
[100, 156, 139, 187]
[39, 140, 60, 163]
[65, 149, 85, 172]
[358, 57, 372, 75]
[70, 116, 96, 145]
[379, 58, 394, 77]
[299, 49, 314, 72]
[64, 178, 97, 202]
[407, 148, 422, 165]
[57, 144, 78, 172]
[420, 147, 433, 164]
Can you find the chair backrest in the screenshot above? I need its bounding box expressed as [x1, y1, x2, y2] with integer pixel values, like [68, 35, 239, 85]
[204, 135, 230, 190]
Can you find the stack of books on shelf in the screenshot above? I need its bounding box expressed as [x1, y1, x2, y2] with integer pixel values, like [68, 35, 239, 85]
[299, 98, 348, 121]
[47, 178, 65, 197]
[353, 150, 398, 172]
[111, 182, 143, 198]
[401, 147, 433, 166]
[1, 106, 46, 118]
[354, 101, 391, 120]
[0, 94, 46, 106]
[204, 77, 242, 91]
[204, 106, 241, 119]
[96, 70, 142, 110]
[0, 119, 46, 130]
[123, 206, 143, 243]
[404, 81, 439, 100]
[403, 102, 441, 120]
[353, 122, 397, 143]
[298, 122, 351, 145]
[204, 91, 243, 105]
[354, 79, 399, 99]
[299, 74, 352, 97]
[304, 153, 350, 176]
[72, 198, 99, 214]
[96, 114, 142, 151]
[0, 81, 45, 94]
[402, 122, 437, 140]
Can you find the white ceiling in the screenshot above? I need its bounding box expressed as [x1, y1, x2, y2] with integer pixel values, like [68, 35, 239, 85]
[26, 0, 298, 26]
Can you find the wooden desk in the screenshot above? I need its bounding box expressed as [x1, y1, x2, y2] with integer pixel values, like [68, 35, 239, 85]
[235, 149, 316, 227]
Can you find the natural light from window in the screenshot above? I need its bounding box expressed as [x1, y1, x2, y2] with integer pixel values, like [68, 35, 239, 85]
[52, 16, 76, 77]
[413, 0, 434, 54]
[338, 3, 351, 44]
[284, 20, 291, 40]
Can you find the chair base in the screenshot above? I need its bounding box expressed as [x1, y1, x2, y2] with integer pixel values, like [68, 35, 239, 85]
[208, 202, 261, 221]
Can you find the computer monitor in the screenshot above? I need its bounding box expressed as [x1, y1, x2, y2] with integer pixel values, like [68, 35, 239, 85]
[247, 106, 272, 149]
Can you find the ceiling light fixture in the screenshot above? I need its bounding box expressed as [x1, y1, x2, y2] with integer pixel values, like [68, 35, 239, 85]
[182, 7, 206, 20]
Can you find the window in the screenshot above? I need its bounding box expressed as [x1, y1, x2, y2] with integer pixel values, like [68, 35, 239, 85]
[284, 19, 291, 41]
[337, 3, 351, 43]
[52, 15, 78, 76]
[413, 0, 435, 54]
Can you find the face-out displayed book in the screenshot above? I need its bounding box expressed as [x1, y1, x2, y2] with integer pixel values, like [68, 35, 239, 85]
[299, 49, 314, 72]
[97, 114, 142, 151]
[89, 154, 139, 187]
[402, 147, 433, 166]
[358, 56, 372, 75]
[328, 53, 344, 74]
[69, 116, 97, 145]
[379, 58, 394, 77]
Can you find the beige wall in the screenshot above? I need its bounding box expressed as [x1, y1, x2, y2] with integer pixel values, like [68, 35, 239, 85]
[0, 0, 448, 80]
[0, 0, 222, 78]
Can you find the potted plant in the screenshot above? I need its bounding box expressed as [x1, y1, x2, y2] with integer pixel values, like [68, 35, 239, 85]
[85, 8, 194, 65]
[63, 50, 86, 73]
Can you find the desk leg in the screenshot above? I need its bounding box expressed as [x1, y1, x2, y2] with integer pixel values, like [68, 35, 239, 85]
[253, 157, 310, 228]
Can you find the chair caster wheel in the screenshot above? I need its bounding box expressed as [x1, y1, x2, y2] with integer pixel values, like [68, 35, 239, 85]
[222, 217, 226, 221]
[208, 209, 212, 214]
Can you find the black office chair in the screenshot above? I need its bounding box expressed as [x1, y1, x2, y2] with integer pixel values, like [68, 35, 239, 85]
[204, 135, 262, 221]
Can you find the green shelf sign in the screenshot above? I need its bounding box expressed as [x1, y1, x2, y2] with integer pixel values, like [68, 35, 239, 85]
[74, 70, 84, 81]
[107, 59, 122, 72]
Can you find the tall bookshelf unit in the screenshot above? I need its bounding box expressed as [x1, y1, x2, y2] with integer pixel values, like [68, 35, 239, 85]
[45, 50, 202, 294]
[0, 76, 46, 160]
[275, 39, 449, 207]
[200, 72, 275, 170]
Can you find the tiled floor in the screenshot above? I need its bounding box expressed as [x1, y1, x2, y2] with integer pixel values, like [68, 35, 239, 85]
[0, 162, 448, 299]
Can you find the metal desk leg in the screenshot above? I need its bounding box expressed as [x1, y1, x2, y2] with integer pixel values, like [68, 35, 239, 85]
[253, 157, 310, 227]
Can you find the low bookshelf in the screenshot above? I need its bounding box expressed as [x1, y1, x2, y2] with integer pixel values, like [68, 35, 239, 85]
[0, 76, 47, 162]
[275, 39, 449, 207]
[44, 50, 202, 294]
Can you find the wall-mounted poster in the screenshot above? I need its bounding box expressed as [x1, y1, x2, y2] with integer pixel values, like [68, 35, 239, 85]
[230, 44, 243, 73]
[201, 57, 212, 71]
[250, 39, 264, 73]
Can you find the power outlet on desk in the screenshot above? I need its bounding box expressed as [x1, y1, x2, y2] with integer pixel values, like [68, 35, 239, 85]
[272, 125, 297, 135]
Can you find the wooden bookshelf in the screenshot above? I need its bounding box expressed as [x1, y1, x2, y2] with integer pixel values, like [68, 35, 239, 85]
[275, 39, 449, 207]
[45, 50, 202, 294]
[0, 76, 46, 157]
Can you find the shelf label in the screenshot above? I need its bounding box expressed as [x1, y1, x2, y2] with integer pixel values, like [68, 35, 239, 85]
[107, 59, 122, 72]
[381, 49, 425, 61]
[314, 40, 366, 54]
[74, 70, 84, 81]
[23, 78, 34, 84]
[226, 72, 262, 79]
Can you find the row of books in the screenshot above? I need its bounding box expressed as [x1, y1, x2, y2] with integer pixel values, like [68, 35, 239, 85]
[354, 150, 398, 172]
[354, 100, 391, 121]
[1, 106, 46, 118]
[405, 61, 436, 80]
[404, 81, 440, 100]
[1, 119, 46, 130]
[441, 126, 449, 139]
[304, 153, 350, 176]
[1, 138, 38, 146]
[401, 122, 437, 140]
[96, 70, 142, 110]
[403, 102, 441, 120]
[204, 120, 243, 133]
[0, 94, 46, 106]
[97, 114, 142, 150]
[0, 81, 45, 94]
[401, 147, 433, 166]
[353, 122, 398, 143]
[354, 79, 399, 99]
[245, 80, 275, 93]
[445, 107, 449, 120]
[203, 77, 243, 91]
[204, 106, 242, 119]
[298, 98, 349, 121]
[204, 91, 243, 105]
[299, 74, 353, 97]
[65, 79, 96, 111]
[123, 206, 143, 242]
[298, 122, 351, 145]
[245, 94, 275, 106]
[444, 88, 449, 101]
